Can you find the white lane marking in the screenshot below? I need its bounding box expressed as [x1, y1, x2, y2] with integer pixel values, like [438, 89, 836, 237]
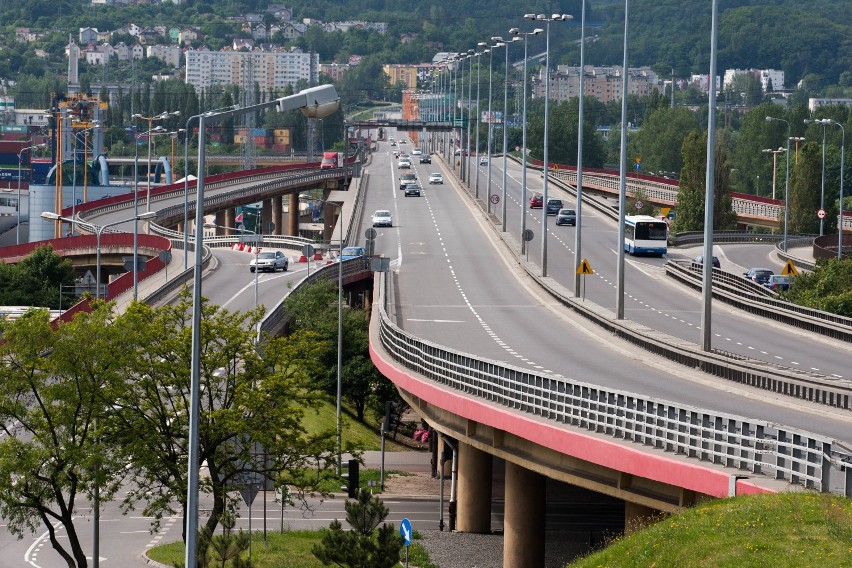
[407, 319, 465, 323]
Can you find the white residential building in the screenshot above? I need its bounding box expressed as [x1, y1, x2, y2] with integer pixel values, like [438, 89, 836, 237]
[147, 44, 182, 68]
[185, 48, 319, 90]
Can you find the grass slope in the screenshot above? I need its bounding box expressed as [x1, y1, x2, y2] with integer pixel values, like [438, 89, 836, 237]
[569, 493, 852, 568]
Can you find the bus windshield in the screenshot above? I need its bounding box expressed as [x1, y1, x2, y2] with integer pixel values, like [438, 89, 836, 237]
[635, 222, 668, 241]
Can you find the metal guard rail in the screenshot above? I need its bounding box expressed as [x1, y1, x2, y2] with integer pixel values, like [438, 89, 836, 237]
[665, 260, 852, 342]
[375, 272, 851, 495]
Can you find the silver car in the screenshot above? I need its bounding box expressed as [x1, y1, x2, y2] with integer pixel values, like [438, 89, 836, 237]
[249, 250, 289, 273]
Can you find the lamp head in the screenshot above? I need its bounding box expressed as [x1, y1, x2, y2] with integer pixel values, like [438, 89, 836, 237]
[509, 28, 520, 35]
[478, 41, 487, 47]
[137, 212, 157, 221]
[41, 212, 61, 221]
[491, 36, 504, 42]
[512, 37, 522, 43]
[524, 13, 536, 20]
[297, 84, 340, 119]
[533, 28, 544, 35]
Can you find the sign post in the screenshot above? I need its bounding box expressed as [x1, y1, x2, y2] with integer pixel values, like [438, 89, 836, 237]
[576, 259, 594, 300]
[400, 517, 412, 568]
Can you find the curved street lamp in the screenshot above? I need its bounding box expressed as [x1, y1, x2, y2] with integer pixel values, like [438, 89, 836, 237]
[132, 110, 181, 217]
[500, 37, 522, 231]
[766, 116, 792, 252]
[510, 27, 543, 255]
[816, 118, 846, 258]
[486, 38, 506, 215]
[16, 143, 46, 245]
[475, 44, 489, 199]
[525, 13, 573, 276]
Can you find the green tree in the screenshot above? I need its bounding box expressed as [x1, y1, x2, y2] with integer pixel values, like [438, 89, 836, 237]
[111, 292, 338, 550]
[788, 141, 822, 234]
[0, 245, 75, 309]
[633, 106, 699, 175]
[312, 488, 403, 568]
[784, 257, 852, 316]
[0, 304, 130, 568]
[671, 130, 738, 233]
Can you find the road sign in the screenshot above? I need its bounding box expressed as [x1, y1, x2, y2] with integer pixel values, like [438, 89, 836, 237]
[576, 258, 594, 275]
[817, 208, 826, 220]
[781, 260, 799, 276]
[661, 207, 670, 217]
[635, 156, 641, 163]
[400, 518, 412, 546]
[522, 229, 534, 242]
[634, 200, 644, 210]
[489, 194, 500, 204]
[301, 244, 315, 258]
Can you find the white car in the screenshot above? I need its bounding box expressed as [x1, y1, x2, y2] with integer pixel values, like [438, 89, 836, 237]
[372, 209, 393, 227]
[479, 156, 489, 165]
[411, 148, 423, 155]
[429, 173, 443, 184]
[398, 159, 411, 169]
[249, 250, 289, 273]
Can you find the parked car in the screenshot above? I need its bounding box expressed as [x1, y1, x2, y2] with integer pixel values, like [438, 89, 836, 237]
[546, 198, 563, 215]
[529, 194, 543, 208]
[692, 254, 721, 268]
[404, 183, 422, 197]
[429, 173, 444, 184]
[419, 154, 432, 164]
[411, 148, 423, 155]
[555, 208, 577, 226]
[743, 267, 774, 285]
[399, 172, 417, 189]
[341, 246, 366, 260]
[765, 274, 791, 291]
[249, 250, 288, 273]
[372, 209, 393, 227]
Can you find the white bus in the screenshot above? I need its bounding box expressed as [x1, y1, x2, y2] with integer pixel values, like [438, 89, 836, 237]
[624, 215, 668, 256]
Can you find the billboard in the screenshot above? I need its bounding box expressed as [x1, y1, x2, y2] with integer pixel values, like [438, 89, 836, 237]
[480, 111, 503, 124]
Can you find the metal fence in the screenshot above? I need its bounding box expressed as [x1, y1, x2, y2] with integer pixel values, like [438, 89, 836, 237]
[374, 271, 852, 495]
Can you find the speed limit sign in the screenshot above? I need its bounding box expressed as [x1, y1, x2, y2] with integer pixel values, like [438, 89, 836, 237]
[817, 208, 826, 219]
[635, 200, 644, 210]
[489, 194, 500, 204]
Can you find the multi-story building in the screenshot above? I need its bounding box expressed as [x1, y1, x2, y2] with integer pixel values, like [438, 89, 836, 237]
[185, 48, 319, 91]
[532, 65, 660, 104]
[383, 64, 418, 90]
[147, 44, 182, 68]
[320, 63, 350, 82]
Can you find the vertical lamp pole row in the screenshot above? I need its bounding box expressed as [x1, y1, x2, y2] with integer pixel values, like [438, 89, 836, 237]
[573, 0, 587, 296]
[500, 38, 519, 231]
[17, 144, 44, 245]
[485, 40, 499, 214]
[819, 119, 845, 258]
[466, 50, 475, 186]
[615, 1, 629, 318]
[700, 0, 720, 352]
[475, 45, 486, 200]
[766, 115, 792, 252]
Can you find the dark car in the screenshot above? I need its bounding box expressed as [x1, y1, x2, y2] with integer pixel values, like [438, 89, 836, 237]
[419, 154, 431, 164]
[744, 268, 774, 286]
[404, 183, 421, 197]
[555, 208, 576, 226]
[765, 274, 791, 291]
[546, 198, 563, 215]
[529, 194, 543, 208]
[693, 254, 721, 268]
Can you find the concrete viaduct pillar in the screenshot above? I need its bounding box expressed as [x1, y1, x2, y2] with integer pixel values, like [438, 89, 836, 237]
[214, 210, 226, 235]
[288, 194, 300, 237]
[224, 207, 235, 231]
[504, 461, 545, 568]
[261, 199, 273, 234]
[272, 195, 283, 236]
[456, 443, 492, 533]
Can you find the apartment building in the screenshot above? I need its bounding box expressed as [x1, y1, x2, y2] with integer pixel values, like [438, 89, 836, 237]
[185, 48, 319, 90]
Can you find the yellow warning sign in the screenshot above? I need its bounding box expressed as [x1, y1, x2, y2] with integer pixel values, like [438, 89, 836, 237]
[576, 258, 594, 275]
[781, 260, 799, 276]
[661, 207, 670, 217]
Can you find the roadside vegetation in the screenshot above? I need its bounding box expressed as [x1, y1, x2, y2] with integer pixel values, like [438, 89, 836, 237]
[568, 492, 852, 568]
[783, 257, 852, 316]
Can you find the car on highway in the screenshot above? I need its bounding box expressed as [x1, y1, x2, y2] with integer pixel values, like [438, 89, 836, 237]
[411, 148, 423, 155]
[765, 274, 790, 291]
[398, 158, 411, 169]
[692, 254, 721, 268]
[546, 198, 563, 215]
[372, 209, 393, 227]
[341, 246, 366, 260]
[529, 194, 543, 208]
[479, 156, 489, 165]
[404, 183, 422, 197]
[555, 208, 576, 226]
[399, 172, 417, 189]
[249, 250, 289, 273]
[419, 154, 431, 164]
[743, 267, 774, 285]
[429, 172, 443, 184]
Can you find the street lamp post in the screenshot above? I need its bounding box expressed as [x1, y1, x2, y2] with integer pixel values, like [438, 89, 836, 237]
[615, 0, 630, 319]
[510, 26, 543, 255]
[817, 119, 846, 258]
[485, 39, 505, 215]
[465, 50, 475, 186]
[17, 143, 46, 245]
[527, 13, 573, 277]
[184, 85, 339, 568]
[474, 44, 487, 199]
[805, 119, 828, 236]
[573, 0, 588, 297]
[790, 136, 806, 164]
[132, 110, 181, 217]
[134, 126, 165, 301]
[766, 116, 792, 251]
[500, 37, 521, 231]
[762, 147, 786, 200]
